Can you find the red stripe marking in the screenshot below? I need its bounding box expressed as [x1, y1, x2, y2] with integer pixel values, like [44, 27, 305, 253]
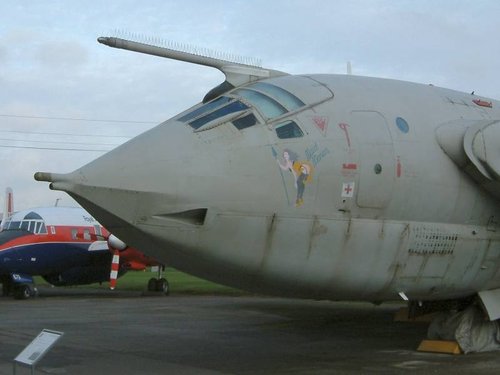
[473, 99, 492, 108]
[342, 163, 357, 170]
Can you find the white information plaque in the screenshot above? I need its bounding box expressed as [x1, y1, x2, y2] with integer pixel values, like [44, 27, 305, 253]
[14, 329, 64, 366]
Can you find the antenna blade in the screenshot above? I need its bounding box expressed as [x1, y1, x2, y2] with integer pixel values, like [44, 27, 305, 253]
[347, 61, 352, 75]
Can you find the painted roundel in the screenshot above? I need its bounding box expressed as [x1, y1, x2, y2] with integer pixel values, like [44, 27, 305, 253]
[395, 117, 409, 133]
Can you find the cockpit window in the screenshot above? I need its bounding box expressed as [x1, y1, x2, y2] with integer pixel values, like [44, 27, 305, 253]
[178, 81, 305, 132]
[189, 100, 249, 130]
[3, 214, 47, 234]
[232, 113, 258, 130]
[178, 96, 232, 123]
[178, 96, 255, 131]
[275, 121, 304, 139]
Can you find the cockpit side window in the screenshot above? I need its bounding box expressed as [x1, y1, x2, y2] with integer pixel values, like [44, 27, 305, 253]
[275, 121, 304, 139]
[232, 113, 258, 130]
[37, 222, 47, 234]
[178, 96, 232, 123]
[189, 100, 249, 130]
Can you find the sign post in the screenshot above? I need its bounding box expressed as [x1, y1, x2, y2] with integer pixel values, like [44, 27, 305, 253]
[13, 329, 64, 375]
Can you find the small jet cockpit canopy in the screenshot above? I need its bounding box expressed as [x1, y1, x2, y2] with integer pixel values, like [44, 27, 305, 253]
[3, 211, 47, 234]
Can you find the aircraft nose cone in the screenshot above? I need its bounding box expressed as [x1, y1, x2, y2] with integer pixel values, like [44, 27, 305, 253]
[35, 120, 194, 252]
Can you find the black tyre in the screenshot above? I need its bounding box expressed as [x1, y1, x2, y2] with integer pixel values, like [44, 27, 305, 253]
[147, 278, 157, 292]
[13, 284, 32, 300]
[156, 278, 169, 295]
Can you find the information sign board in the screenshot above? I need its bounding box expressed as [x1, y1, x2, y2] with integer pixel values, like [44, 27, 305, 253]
[14, 329, 64, 366]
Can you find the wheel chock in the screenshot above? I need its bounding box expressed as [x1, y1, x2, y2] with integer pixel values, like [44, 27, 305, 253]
[417, 339, 462, 355]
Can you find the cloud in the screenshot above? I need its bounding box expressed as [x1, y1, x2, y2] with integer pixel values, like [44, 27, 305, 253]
[35, 40, 89, 68]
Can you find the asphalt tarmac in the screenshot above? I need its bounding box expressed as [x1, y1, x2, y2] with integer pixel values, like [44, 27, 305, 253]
[1, 287, 500, 374]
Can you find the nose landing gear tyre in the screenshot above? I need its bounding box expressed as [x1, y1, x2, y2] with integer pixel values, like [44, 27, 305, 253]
[147, 277, 170, 295]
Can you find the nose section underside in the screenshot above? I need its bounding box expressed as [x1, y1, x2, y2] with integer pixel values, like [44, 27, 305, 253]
[34, 121, 202, 265]
[35, 168, 205, 273]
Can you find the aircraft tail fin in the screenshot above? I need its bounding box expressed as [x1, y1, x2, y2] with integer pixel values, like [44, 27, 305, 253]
[1, 187, 14, 230]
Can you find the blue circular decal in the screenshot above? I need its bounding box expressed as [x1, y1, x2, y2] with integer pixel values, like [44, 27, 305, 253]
[396, 117, 409, 133]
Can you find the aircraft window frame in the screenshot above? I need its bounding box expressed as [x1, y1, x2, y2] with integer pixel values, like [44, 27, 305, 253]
[178, 96, 232, 123]
[275, 121, 304, 139]
[14, 219, 48, 234]
[233, 88, 287, 119]
[244, 82, 305, 111]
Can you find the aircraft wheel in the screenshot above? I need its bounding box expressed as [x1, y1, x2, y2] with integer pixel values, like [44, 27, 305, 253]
[156, 278, 169, 295]
[147, 278, 157, 292]
[13, 284, 32, 300]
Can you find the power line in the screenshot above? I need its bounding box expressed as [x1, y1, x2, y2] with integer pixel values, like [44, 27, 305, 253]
[0, 113, 158, 124]
[0, 137, 119, 147]
[0, 144, 109, 152]
[0, 129, 133, 138]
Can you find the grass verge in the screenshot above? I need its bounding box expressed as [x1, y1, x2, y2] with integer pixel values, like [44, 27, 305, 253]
[35, 268, 246, 296]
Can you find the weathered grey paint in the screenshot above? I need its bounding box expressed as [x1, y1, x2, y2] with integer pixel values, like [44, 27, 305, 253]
[35, 40, 500, 311]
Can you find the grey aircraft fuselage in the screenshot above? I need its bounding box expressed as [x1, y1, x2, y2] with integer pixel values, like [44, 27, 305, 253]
[36, 37, 500, 311]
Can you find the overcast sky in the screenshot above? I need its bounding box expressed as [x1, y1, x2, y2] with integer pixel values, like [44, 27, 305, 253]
[1, 0, 500, 211]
